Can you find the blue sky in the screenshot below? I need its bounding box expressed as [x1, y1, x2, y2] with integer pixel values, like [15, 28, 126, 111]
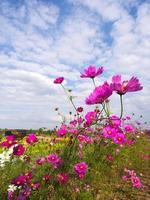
[0, 0, 150, 129]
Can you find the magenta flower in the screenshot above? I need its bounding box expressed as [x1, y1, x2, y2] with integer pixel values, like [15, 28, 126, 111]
[56, 128, 67, 137]
[80, 66, 104, 79]
[77, 135, 86, 143]
[69, 128, 78, 135]
[103, 126, 117, 138]
[47, 154, 61, 166]
[85, 111, 97, 124]
[86, 82, 113, 105]
[70, 120, 77, 126]
[127, 139, 135, 146]
[74, 162, 88, 178]
[131, 176, 142, 188]
[11, 175, 27, 186]
[124, 124, 135, 133]
[8, 191, 14, 200]
[106, 154, 114, 162]
[113, 132, 126, 145]
[77, 107, 83, 112]
[57, 173, 69, 185]
[111, 75, 143, 95]
[36, 157, 46, 165]
[26, 134, 38, 144]
[1, 135, 16, 148]
[17, 187, 31, 199]
[13, 144, 25, 156]
[54, 77, 64, 84]
[110, 115, 121, 127]
[43, 174, 51, 182]
[31, 182, 40, 190]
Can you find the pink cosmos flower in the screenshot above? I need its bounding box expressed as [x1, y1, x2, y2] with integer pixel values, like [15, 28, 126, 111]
[86, 82, 113, 105]
[56, 127, 67, 137]
[47, 154, 61, 166]
[69, 128, 78, 135]
[80, 66, 104, 78]
[77, 135, 92, 143]
[43, 174, 51, 182]
[74, 162, 88, 178]
[106, 154, 114, 162]
[77, 135, 86, 142]
[8, 191, 14, 200]
[36, 157, 46, 165]
[11, 175, 28, 186]
[1, 135, 16, 148]
[111, 75, 143, 95]
[70, 120, 77, 126]
[131, 176, 142, 188]
[54, 77, 64, 84]
[11, 172, 32, 187]
[24, 172, 32, 184]
[113, 132, 126, 145]
[57, 173, 69, 185]
[110, 115, 121, 127]
[26, 134, 38, 144]
[122, 175, 130, 181]
[124, 124, 135, 133]
[103, 126, 117, 138]
[127, 139, 135, 146]
[31, 182, 40, 190]
[85, 111, 97, 124]
[13, 144, 25, 156]
[17, 187, 31, 199]
[77, 107, 83, 112]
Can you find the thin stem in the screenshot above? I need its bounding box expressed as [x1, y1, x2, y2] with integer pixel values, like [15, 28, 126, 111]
[92, 78, 96, 88]
[61, 84, 77, 112]
[105, 101, 110, 117]
[102, 103, 109, 117]
[119, 95, 123, 119]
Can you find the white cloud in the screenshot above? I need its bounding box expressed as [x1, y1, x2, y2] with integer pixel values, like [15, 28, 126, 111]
[0, 0, 149, 129]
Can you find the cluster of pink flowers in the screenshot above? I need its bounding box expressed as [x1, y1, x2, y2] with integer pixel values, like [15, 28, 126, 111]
[122, 169, 143, 189]
[103, 116, 126, 145]
[1, 133, 39, 158]
[77, 135, 93, 144]
[5, 64, 144, 199]
[56, 125, 68, 137]
[79, 66, 143, 106]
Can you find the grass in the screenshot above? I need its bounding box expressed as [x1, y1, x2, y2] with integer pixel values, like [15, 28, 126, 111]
[0, 133, 149, 200]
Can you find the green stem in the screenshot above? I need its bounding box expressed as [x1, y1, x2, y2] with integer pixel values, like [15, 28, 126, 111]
[61, 84, 77, 112]
[102, 103, 109, 117]
[119, 95, 123, 119]
[105, 101, 110, 117]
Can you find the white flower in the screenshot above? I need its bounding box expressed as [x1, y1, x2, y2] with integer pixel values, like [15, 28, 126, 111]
[7, 184, 17, 192]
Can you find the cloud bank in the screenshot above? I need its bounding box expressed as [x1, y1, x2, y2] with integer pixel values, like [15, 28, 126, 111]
[0, 0, 149, 129]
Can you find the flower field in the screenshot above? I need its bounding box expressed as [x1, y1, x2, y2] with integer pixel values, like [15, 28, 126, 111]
[0, 66, 150, 200]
